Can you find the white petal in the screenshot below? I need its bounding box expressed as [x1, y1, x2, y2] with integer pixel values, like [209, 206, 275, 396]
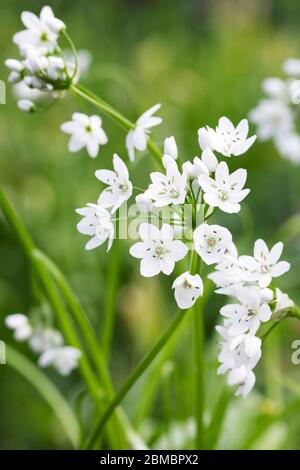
[140, 257, 161, 277]
[271, 261, 290, 277]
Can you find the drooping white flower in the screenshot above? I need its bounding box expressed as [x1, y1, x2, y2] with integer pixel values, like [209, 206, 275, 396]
[5, 314, 33, 341]
[17, 99, 36, 113]
[240, 239, 290, 288]
[275, 132, 300, 164]
[283, 58, 300, 77]
[172, 271, 203, 309]
[95, 153, 132, 213]
[164, 136, 178, 159]
[38, 346, 81, 376]
[135, 193, 153, 214]
[61, 113, 108, 158]
[198, 161, 250, 214]
[274, 288, 294, 313]
[145, 155, 187, 207]
[220, 287, 272, 336]
[198, 117, 256, 157]
[126, 104, 162, 161]
[29, 326, 63, 354]
[193, 223, 232, 265]
[76, 203, 114, 251]
[129, 223, 188, 277]
[249, 99, 294, 141]
[13, 7, 62, 52]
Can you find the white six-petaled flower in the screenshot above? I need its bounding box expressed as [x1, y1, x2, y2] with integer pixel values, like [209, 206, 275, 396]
[126, 104, 162, 161]
[198, 161, 250, 214]
[5, 314, 33, 341]
[172, 272, 203, 309]
[76, 203, 114, 251]
[96, 153, 132, 213]
[129, 223, 188, 277]
[38, 346, 81, 376]
[198, 117, 256, 157]
[61, 113, 108, 158]
[193, 223, 233, 265]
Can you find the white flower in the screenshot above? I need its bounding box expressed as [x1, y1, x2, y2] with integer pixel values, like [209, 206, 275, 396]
[198, 117, 256, 157]
[193, 223, 232, 265]
[283, 58, 300, 77]
[76, 203, 114, 251]
[17, 99, 36, 113]
[220, 287, 272, 336]
[240, 239, 290, 288]
[172, 271, 203, 309]
[274, 288, 294, 313]
[38, 346, 81, 376]
[5, 314, 32, 341]
[126, 104, 162, 161]
[61, 113, 108, 158]
[275, 132, 300, 164]
[164, 136, 178, 159]
[249, 99, 294, 141]
[42, 6, 66, 34]
[198, 161, 250, 214]
[262, 77, 287, 99]
[129, 223, 188, 277]
[95, 154, 133, 213]
[13, 7, 60, 52]
[201, 148, 218, 173]
[182, 157, 208, 181]
[146, 155, 187, 207]
[29, 327, 63, 354]
[290, 80, 300, 104]
[135, 193, 153, 214]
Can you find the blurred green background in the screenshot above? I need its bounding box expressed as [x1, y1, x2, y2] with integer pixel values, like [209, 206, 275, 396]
[1, 0, 300, 450]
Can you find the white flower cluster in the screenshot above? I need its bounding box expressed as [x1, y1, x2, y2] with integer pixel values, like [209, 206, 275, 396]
[5, 313, 81, 375]
[209, 239, 290, 397]
[249, 58, 300, 164]
[5, 6, 76, 112]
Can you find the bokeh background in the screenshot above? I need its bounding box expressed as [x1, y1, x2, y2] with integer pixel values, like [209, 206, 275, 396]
[0, 0, 300, 449]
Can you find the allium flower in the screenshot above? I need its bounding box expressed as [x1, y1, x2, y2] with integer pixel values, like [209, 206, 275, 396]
[126, 104, 162, 161]
[249, 99, 294, 141]
[172, 272, 203, 309]
[145, 155, 187, 207]
[38, 346, 81, 376]
[220, 287, 272, 336]
[283, 58, 300, 77]
[76, 203, 114, 251]
[129, 223, 188, 277]
[262, 77, 287, 99]
[13, 7, 62, 52]
[275, 288, 294, 312]
[198, 161, 250, 214]
[5, 314, 32, 341]
[61, 113, 108, 158]
[198, 117, 256, 157]
[135, 193, 153, 214]
[240, 239, 290, 288]
[96, 153, 133, 213]
[29, 326, 63, 354]
[164, 136, 178, 159]
[193, 223, 232, 265]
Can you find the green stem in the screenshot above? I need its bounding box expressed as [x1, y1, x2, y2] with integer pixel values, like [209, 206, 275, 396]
[71, 83, 163, 168]
[190, 251, 205, 449]
[83, 306, 192, 449]
[6, 345, 81, 448]
[102, 238, 120, 358]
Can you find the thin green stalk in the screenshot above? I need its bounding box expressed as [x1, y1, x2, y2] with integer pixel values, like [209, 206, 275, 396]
[204, 387, 231, 450]
[102, 238, 120, 358]
[71, 83, 164, 168]
[83, 306, 192, 449]
[6, 345, 81, 448]
[190, 252, 205, 449]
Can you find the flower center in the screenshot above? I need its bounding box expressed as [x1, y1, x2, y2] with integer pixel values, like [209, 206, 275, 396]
[247, 308, 257, 317]
[207, 236, 217, 248]
[261, 264, 270, 274]
[85, 125, 92, 133]
[183, 280, 192, 290]
[40, 32, 48, 42]
[118, 182, 128, 192]
[218, 189, 228, 201]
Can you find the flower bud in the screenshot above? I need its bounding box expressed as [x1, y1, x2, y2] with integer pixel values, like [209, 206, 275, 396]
[17, 99, 36, 113]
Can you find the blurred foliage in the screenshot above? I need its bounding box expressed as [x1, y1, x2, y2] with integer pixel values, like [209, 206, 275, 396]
[0, 0, 300, 449]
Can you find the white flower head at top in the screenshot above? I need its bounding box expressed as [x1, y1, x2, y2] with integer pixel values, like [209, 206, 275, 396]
[61, 113, 108, 158]
[163, 136, 178, 160]
[193, 223, 233, 265]
[172, 272, 203, 309]
[129, 223, 188, 277]
[145, 155, 187, 207]
[198, 161, 250, 214]
[38, 346, 81, 376]
[220, 287, 272, 336]
[198, 117, 256, 157]
[95, 154, 133, 213]
[5, 314, 32, 341]
[76, 203, 114, 251]
[13, 6, 64, 52]
[240, 239, 290, 288]
[126, 104, 162, 161]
